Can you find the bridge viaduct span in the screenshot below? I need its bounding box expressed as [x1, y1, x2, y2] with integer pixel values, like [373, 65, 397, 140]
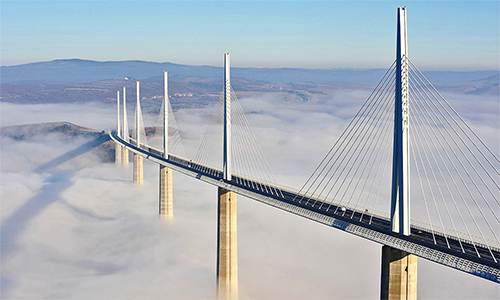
[109, 7, 499, 300]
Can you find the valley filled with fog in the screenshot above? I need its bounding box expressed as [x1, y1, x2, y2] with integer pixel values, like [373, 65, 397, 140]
[1, 85, 499, 299]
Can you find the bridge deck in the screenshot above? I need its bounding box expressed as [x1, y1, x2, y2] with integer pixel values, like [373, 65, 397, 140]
[111, 131, 500, 283]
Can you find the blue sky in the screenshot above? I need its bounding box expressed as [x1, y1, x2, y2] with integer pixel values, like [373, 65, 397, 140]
[1, 1, 499, 70]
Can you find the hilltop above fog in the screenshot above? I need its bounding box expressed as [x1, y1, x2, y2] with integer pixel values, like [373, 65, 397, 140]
[1, 122, 103, 141]
[0, 121, 170, 165]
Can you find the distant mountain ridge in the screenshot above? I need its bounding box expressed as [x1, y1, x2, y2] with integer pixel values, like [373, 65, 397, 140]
[2, 59, 498, 85]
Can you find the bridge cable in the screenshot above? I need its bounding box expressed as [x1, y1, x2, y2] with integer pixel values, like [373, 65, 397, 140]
[409, 60, 500, 169]
[302, 70, 395, 209]
[324, 82, 395, 212]
[302, 66, 396, 205]
[313, 76, 395, 209]
[232, 103, 261, 190]
[412, 91, 493, 256]
[292, 61, 397, 203]
[233, 103, 266, 192]
[193, 85, 284, 195]
[348, 100, 394, 218]
[409, 72, 491, 254]
[299, 65, 397, 206]
[409, 68, 500, 218]
[409, 71, 500, 253]
[195, 92, 224, 175]
[409, 61, 500, 186]
[351, 94, 394, 222]
[356, 113, 394, 221]
[409, 68, 500, 255]
[410, 95, 451, 248]
[367, 137, 393, 226]
[409, 81, 467, 253]
[230, 87, 283, 196]
[132, 96, 148, 150]
[166, 99, 187, 158]
[410, 133, 438, 245]
[408, 66, 500, 206]
[408, 67, 500, 202]
[329, 90, 395, 213]
[340, 104, 394, 217]
[153, 98, 186, 158]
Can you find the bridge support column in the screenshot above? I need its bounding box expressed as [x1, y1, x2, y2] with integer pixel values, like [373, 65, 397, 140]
[159, 165, 173, 217]
[380, 245, 417, 300]
[122, 148, 129, 167]
[115, 142, 122, 164]
[133, 154, 143, 185]
[217, 187, 238, 300]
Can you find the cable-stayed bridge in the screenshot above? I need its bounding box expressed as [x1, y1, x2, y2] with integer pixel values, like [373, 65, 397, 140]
[108, 7, 498, 300]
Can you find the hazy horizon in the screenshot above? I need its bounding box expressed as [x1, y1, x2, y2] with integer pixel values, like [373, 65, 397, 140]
[3, 57, 500, 73]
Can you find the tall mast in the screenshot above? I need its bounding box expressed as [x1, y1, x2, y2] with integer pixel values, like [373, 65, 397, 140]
[163, 72, 169, 159]
[123, 87, 128, 142]
[117, 91, 121, 137]
[223, 53, 231, 181]
[136, 81, 141, 146]
[390, 6, 410, 236]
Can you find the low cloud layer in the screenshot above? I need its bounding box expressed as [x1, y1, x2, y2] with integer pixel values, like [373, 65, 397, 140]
[1, 89, 499, 299]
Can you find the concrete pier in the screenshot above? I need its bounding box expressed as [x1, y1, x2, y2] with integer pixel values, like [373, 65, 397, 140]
[159, 165, 173, 217]
[115, 143, 122, 164]
[122, 148, 129, 167]
[133, 154, 143, 185]
[380, 245, 417, 300]
[217, 187, 238, 300]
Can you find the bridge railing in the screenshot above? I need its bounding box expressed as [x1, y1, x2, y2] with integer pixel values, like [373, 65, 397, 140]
[364, 207, 500, 252]
[288, 185, 500, 252]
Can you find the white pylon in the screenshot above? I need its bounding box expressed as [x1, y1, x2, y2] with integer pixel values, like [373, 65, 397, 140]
[123, 87, 129, 142]
[390, 6, 410, 236]
[117, 91, 121, 138]
[163, 72, 168, 159]
[136, 81, 141, 146]
[223, 53, 232, 182]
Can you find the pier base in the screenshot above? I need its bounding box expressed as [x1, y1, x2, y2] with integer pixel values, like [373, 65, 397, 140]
[381, 245, 417, 300]
[217, 187, 238, 300]
[159, 165, 173, 217]
[115, 143, 122, 164]
[133, 154, 143, 185]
